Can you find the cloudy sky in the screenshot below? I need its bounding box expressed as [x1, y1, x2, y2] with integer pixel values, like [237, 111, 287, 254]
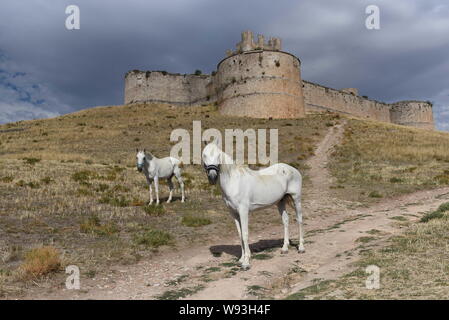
[0, 0, 448, 129]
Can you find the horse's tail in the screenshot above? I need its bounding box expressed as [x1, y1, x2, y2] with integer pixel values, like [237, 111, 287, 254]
[282, 193, 295, 209]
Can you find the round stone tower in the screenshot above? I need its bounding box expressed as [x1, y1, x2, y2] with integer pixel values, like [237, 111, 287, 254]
[215, 31, 305, 119]
[390, 101, 434, 130]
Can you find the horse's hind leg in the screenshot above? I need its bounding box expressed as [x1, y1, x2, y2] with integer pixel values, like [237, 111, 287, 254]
[154, 176, 160, 205]
[166, 177, 174, 203]
[174, 167, 185, 203]
[292, 195, 305, 253]
[277, 199, 290, 254]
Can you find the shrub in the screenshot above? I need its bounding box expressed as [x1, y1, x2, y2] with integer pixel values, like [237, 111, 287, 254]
[96, 183, 109, 192]
[40, 176, 53, 184]
[99, 194, 130, 207]
[134, 229, 173, 248]
[0, 176, 13, 183]
[420, 202, 449, 222]
[20, 246, 61, 279]
[72, 170, 97, 183]
[142, 205, 166, 216]
[181, 213, 211, 227]
[420, 211, 444, 223]
[80, 215, 119, 236]
[22, 157, 40, 165]
[77, 188, 93, 196]
[368, 191, 383, 198]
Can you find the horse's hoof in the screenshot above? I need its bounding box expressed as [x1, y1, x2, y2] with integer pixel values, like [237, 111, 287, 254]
[241, 264, 251, 271]
[281, 249, 289, 254]
[298, 248, 305, 254]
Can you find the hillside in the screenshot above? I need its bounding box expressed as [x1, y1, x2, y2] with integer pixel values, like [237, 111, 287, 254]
[1, 103, 449, 299]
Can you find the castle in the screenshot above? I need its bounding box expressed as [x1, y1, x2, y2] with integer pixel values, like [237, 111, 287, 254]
[124, 31, 434, 130]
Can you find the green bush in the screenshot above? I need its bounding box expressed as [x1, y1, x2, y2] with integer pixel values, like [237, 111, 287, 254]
[134, 229, 173, 248]
[181, 213, 211, 227]
[142, 205, 166, 216]
[420, 202, 449, 222]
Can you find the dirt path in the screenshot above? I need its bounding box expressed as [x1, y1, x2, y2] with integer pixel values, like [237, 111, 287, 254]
[20, 122, 449, 300]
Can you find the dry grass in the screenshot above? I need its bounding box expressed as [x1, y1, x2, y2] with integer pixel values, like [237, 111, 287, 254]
[329, 119, 449, 202]
[3, 103, 448, 298]
[0, 103, 331, 296]
[19, 246, 61, 280]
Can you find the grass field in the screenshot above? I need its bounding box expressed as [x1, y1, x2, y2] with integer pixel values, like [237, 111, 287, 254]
[2, 103, 449, 298]
[0, 103, 332, 297]
[328, 119, 449, 203]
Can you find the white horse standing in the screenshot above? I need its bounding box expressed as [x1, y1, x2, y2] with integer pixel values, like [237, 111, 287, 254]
[202, 140, 304, 270]
[136, 149, 185, 205]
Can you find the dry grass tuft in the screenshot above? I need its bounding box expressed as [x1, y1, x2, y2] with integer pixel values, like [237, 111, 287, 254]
[19, 246, 61, 280]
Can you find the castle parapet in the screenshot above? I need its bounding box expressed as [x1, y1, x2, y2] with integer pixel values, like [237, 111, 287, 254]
[228, 30, 282, 56]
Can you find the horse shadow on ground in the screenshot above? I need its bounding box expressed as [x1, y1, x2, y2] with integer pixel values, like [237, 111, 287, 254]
[210, 239, 299, 258]
[156, 196, 184, 203]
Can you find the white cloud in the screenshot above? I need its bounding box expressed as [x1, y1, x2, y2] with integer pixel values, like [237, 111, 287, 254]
[0, 54, 71, 124]
[0, 102, 59, 124]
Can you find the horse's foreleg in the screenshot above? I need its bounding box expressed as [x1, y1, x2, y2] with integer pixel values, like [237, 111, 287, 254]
[232, 214, 244, 264]
[238, 207, 251, 270]
[293, 197, 305, 253]
[147, 179, 153, 205]
[179, 178, 185, 203]
[154, 176, 160, 205]
[166, 178, 173, 203]
[277, 200, 290, 253]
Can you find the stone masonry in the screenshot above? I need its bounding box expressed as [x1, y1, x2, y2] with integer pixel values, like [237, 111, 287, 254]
[124, 31, 434, 130]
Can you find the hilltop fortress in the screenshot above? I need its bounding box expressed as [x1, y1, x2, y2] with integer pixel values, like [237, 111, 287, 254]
[124, 31, 434, 130]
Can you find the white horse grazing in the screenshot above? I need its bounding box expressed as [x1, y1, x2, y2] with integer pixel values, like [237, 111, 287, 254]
[202, 140, 304, 270]
[136, 149, 185, 205]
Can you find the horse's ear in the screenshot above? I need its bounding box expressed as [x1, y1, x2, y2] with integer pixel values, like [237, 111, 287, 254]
[203, 140, 208, 147]
[143, 148, 146, 153]
[136, 148, 138, 153]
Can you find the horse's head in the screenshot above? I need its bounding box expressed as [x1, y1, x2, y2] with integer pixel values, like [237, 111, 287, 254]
[136, 149, 146, 172]
[202, 140, 221, 185]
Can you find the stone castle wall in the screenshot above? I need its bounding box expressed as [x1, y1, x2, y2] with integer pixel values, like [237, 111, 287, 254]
[303, 81, 391, 122]
[124, 31, 435, 130]
[124, 71, 215, 106]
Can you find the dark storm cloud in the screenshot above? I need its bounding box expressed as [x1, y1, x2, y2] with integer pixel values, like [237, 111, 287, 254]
[0, 0, 448, 129]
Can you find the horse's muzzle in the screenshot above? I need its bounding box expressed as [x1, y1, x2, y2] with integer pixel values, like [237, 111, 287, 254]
[204, 164, 219, 185]
[137, 166, 143, 172]
[207, 170, 218, 185]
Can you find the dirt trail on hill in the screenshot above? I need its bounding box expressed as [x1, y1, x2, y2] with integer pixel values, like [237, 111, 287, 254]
[20, 122, 449, 300]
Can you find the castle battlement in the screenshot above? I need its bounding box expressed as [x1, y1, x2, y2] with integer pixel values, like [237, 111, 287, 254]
[227, 30, 282, 56]
[124, 31, 434, 130]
